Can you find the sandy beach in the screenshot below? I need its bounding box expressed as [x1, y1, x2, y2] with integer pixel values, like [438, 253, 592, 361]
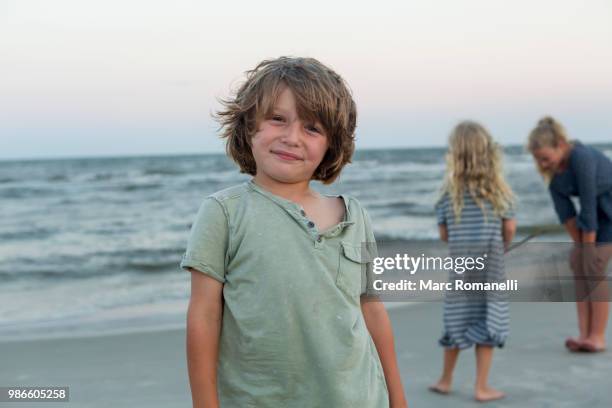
[1, 301, 610, 407]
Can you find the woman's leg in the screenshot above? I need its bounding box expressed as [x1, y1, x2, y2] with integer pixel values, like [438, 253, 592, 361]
[474, 344, 505, 402]
[570, 246, 591, 344]
[576, 301, 591, 341]
[430, 347, 459, 394]
[585, 244, 611, 349]
[588, 302, 609, 348]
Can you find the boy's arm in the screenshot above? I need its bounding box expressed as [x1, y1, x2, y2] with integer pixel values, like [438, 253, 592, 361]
[360, 297, 408, 408]
[186, 269, 224, 408]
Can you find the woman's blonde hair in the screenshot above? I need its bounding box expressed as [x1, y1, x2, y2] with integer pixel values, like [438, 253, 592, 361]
[526, 116, 571, 181]
[440, 120, 515, 222]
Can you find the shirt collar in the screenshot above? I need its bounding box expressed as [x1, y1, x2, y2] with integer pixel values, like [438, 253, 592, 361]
[246, 179, 355, 235]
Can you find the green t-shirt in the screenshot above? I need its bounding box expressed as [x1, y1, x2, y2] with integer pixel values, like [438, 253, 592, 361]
[180, 180, 389, 407]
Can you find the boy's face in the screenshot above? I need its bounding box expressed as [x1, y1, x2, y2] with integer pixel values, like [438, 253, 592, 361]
[251, 86, 329, 185]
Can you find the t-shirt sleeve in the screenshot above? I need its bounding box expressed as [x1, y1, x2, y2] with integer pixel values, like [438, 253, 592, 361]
[549, 184, 577, 226]
[501, 203, 516, 220]
[571, 148, 599, 232]
[361, 206, 380, 297]
[435, 194, 448, 225]
[179, 197, 229, 283]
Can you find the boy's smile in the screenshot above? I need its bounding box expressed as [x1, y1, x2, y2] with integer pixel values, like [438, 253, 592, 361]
[270, 148, 304, 161]
[251, 86, 328, 185]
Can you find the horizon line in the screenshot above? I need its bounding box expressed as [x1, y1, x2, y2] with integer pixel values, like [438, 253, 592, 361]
[2, 140, 612, 163]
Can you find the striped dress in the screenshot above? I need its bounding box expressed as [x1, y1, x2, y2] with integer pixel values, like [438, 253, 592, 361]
[435, 191, 514, 349]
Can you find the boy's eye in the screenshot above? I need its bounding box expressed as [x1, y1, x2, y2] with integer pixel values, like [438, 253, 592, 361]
[305, 124, 322, 134]
[270, 115, 285, 122]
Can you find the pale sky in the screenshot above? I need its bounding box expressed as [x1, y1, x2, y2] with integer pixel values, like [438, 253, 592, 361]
[1, 0, 611, 159]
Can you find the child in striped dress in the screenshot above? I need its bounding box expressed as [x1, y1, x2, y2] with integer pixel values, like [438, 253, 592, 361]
[429, 121, 516, 402]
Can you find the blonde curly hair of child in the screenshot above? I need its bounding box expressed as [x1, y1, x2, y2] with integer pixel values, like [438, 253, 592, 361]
[440, 120, 515, 222]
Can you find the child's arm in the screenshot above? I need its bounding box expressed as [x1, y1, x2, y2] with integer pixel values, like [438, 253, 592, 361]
[360, 297, 409, 408]
[186, 269, 224, 408]
[435, 195, 448, 242]
[438, 224, 448, 242]
[502, 218, 516, 250]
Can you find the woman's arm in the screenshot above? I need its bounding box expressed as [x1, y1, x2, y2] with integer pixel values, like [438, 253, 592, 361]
[563, 217, 596, 243]
[566, 217, 599, 279]
[360, 298, 408, 408]
[573, 147, 599, 235]
[564, 217, 581, 243]
[186, 269, 224, 408]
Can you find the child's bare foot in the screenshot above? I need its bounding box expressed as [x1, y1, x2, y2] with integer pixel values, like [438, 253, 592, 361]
[428, 380, 452, 395]
[580, 337, 607, 352]
[474, 386, 505, 402]
[565, 336, 587, 352]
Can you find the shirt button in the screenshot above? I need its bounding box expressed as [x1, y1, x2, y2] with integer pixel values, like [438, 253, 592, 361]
[307, 221, 315, 228]
[300, 210, 306, 216]
[316, 235, 322, 243]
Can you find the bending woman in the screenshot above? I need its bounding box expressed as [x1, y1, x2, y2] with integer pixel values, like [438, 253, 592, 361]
[528, 116, 612, 352]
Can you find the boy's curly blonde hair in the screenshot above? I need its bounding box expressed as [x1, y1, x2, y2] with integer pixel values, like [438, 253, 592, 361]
[215, 56, 357, 184]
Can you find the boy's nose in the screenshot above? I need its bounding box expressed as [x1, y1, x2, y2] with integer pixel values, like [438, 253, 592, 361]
[281, 121, 302, 145]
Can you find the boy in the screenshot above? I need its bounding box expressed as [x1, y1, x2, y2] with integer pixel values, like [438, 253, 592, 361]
[181, 56, 408, 407]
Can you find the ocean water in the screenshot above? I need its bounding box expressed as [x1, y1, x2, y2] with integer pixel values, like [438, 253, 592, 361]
[1, 145, 611, 340]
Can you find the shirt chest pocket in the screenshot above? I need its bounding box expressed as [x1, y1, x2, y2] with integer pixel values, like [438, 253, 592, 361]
[336, 242, 372, 298]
